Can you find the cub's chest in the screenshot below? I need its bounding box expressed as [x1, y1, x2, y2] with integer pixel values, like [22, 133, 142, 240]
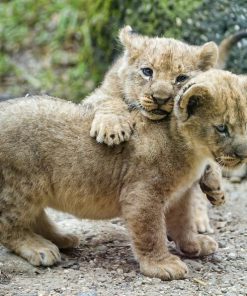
[164, 158, 209, 203]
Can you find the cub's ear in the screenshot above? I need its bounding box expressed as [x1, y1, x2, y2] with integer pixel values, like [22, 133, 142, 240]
[119, 26, 135, 48]
[198, 42, 218, 70]
[176, 84, 210, 121]
[119, 26, 144, 58]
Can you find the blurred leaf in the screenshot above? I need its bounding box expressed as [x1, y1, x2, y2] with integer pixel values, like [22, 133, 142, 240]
[1, 0, 245, 101]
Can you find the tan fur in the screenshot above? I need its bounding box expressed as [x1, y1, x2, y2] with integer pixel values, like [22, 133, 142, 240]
[84, 26, 218, 145]
[84, 26, 223, 232]
[1, 70, 247, 280]
[87, 28, 247, 234]
[85, 27, 247, 146]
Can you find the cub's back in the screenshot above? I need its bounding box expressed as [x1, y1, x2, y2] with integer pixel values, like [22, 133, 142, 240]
[0, 96, 90, 163]
[0, 96, 133, 193]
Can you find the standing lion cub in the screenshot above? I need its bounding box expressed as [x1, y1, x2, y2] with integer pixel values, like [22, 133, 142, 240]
[84, 26, 225, 232]
[1, 70, 247, 280]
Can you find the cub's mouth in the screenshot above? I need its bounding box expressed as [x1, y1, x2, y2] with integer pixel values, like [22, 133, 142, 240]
[151, 109, 169, 116]
[128, 95, 174, 120]
[128, 102, 169, 120]
[215, 155, 242, 168]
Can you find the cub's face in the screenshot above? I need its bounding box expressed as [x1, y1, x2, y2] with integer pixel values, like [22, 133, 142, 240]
[119, 26, 218, 120]
[174, 69, 247, 169]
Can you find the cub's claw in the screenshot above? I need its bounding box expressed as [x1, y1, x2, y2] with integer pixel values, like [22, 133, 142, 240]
[18, 239, 61, 266]
[90, 113, 135, 146]
[200, 164, 225, 206]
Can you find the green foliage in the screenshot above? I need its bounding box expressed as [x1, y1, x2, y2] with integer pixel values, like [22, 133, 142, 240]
[1, 0, 246, 101]
[0, 0, 201, 101]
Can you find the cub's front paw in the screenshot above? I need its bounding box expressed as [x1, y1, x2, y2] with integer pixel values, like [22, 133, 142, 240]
[19, 240, 61, 266]
[200, 164, 225, 206]
[90, 113, 135, 146]
[200, 182, 225, 206]
[140, 254, 188, 280]
[178, 234, 218, 257]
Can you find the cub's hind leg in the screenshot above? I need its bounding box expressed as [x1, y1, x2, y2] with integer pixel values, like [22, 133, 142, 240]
[0, 185, 61, 266]
[33, 210, 80, 249]
[166, 185, 218, 257]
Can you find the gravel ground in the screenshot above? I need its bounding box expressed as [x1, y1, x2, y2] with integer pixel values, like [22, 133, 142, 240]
[0, 179, 246, 296]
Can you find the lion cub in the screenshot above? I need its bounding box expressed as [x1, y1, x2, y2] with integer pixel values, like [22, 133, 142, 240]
[84, 26, 219, 145]
[84, 26, 225, 230]
[1, 69, 247, 280]
[85, 27, 247, 145]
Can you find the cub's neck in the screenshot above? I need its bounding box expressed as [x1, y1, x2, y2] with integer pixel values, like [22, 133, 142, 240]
[129, 113, 211, 184]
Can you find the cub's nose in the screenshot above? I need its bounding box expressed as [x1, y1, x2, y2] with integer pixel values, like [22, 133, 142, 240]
[233, 143, 247, 160]
[152, 96, 172, 105]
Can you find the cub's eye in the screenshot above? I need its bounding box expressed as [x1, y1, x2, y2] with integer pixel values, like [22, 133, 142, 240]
[176, 74, 189, 83]
[215, 124, 229, 135]
[141, 67, 153, 77]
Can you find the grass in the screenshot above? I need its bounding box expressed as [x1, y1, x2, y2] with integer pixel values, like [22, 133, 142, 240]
[0, 0, 202, 101]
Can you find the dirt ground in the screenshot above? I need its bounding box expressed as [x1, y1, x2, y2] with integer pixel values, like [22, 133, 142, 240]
[0, 178, 246, 296]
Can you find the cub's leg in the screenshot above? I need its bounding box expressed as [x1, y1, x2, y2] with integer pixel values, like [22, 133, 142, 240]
[33, 210, 80, 249]
[120, 183, 188, 280]
[0, 186, 60, 266]
[166, 185, 218, 257]
[192, 185, 214, 234]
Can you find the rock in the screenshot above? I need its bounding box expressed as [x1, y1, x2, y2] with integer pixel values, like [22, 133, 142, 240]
[209, 254, 223, 263]
[218, 241, 227, 248]
[227, 253, 237, 260]
[128, 270, 137, 278]
[78, 291, 97, 296]
[184, 259, 202, 271]
[116, 268, 123, 274]
[215, 221, 228, 229]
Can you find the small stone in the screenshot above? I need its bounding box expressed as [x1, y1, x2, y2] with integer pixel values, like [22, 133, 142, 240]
[227, 252, 237, 260]
[184, 259, 202, 271]
[97, 276, 106, 283]
[78, 291, 97, 296]
[215, 221, 227, 229]
[218, 241, 227, 248]
[128, 270, 136, 277]
[97, 245, 107, 252]
[154, 277, 162, 283]
[225, 292, 238, 296]
[116, 268, 123, 274]
[210, 254, 223, 263]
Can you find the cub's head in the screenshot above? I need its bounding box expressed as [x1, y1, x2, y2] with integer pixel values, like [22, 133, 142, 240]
[119, 26, 218, 120]
[174, 69, 247, 169]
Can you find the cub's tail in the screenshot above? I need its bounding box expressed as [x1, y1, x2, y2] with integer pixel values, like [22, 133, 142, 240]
[217, 30, 247, 69]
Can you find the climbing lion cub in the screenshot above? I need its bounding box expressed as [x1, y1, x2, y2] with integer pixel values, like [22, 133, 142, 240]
[85, 26, 219, 145]
[1, 69, 247, 280]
